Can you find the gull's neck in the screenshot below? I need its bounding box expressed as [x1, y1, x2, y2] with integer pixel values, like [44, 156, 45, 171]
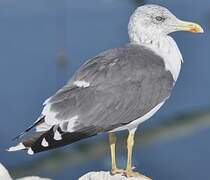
[128, 20, 183, 81]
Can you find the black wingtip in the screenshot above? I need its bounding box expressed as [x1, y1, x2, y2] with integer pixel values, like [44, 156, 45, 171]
[12, 116, 45, 141]
[12, 132, 25, 141]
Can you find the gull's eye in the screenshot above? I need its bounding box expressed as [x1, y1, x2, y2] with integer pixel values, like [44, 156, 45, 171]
[155, 16, 166, 22]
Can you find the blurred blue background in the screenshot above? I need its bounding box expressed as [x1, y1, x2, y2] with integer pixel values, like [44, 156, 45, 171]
[0, 0, 210, 179]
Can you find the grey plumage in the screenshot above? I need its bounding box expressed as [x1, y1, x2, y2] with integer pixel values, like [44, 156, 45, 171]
[49, 44, 174, 130]
[7, 6, 203, 173]
[10, 43, 174, 153]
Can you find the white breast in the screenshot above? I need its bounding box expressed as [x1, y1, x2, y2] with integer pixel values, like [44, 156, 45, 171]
[141, 35, 183, 81]
[110, 101, 164, 132]
[111, 35, 183, 133]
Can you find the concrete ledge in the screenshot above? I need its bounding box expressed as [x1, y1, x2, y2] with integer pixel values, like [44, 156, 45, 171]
[0, 163, 51, 180]
[79, 171, 152, 180]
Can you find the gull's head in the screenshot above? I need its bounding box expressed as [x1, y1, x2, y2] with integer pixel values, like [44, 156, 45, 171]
[129, 5, 204, 41]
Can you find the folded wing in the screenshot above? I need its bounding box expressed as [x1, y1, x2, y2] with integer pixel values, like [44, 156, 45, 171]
[8, 44, 174, 154]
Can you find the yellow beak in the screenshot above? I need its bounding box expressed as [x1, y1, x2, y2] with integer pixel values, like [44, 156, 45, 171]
[176, 21, 204, 33]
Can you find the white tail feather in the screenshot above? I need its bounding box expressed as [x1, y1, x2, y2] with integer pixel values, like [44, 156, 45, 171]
[7, 143, 26, 152]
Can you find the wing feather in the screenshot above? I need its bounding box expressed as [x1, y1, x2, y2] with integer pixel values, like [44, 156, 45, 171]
[42, 44, 174, 133]
[10, 44, 175, 154]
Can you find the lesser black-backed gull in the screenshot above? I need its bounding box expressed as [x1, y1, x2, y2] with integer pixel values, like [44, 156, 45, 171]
[8, 4, 203, 178]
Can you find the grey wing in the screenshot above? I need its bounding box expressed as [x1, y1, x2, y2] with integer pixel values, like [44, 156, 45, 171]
[9, 44, 175, 154]
[40, 44, 174, 133]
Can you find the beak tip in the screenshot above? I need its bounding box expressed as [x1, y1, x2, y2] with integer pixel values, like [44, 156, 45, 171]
[177, 21, 204, 33]
[199, 28, 204, 33]
[194, 26, 204, 33]
[190, 24, 204, 33]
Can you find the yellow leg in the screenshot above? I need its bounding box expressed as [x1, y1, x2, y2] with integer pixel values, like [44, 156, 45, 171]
[108, 132, 124, 174]
[124, 131, 151, 179]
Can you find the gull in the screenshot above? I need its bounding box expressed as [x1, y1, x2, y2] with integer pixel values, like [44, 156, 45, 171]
[8, 4, 203, 178]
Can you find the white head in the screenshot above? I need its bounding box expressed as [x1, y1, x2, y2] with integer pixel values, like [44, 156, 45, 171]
[128, 5, 204, 43]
